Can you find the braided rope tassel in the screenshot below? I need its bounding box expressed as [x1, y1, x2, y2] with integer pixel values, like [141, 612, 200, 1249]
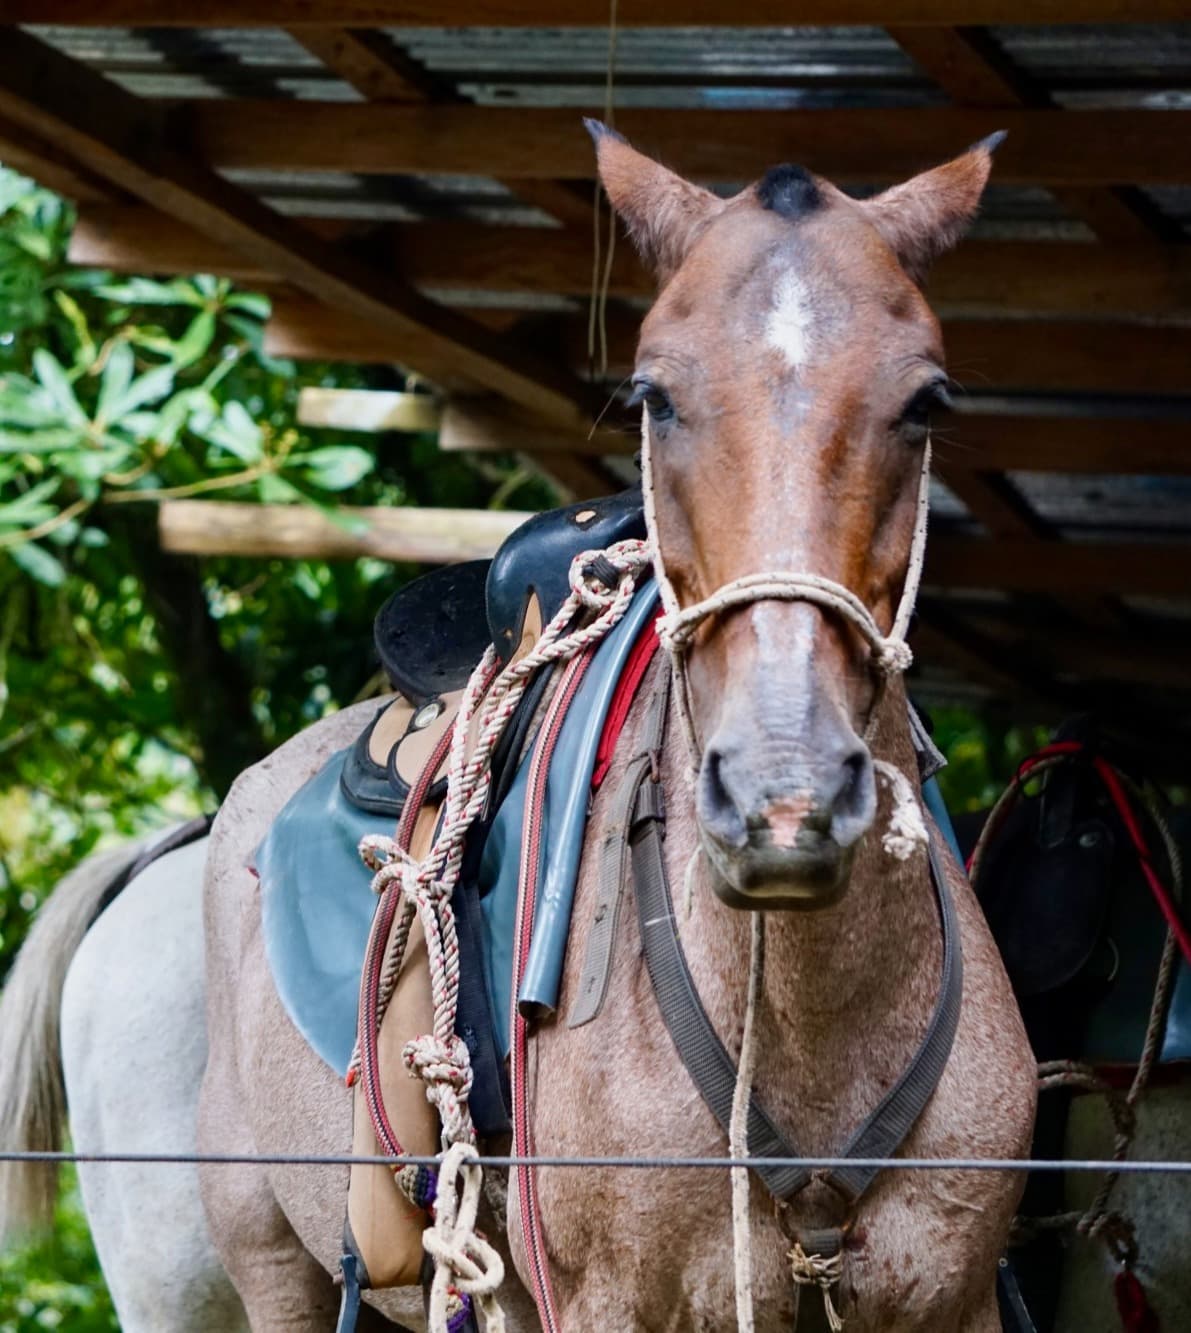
[790, 1243, 845, 1332]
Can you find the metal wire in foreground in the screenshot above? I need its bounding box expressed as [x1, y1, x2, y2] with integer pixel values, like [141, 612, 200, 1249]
[3, 1149, 1191, 1176]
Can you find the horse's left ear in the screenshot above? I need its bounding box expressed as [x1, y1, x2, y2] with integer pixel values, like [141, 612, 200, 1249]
[862, 132, 1005, 283]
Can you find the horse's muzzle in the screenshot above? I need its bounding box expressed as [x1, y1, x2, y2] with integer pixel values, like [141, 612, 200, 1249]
[695, 730, 877, 910]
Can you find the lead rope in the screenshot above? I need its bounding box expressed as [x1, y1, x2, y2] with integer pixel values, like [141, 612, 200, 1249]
[351, 538, 651, 1333]
[729, 912, 765, 1333]
[640, 415, 932, 1332]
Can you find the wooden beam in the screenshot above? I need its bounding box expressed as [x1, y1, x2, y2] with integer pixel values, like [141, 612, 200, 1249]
[938, 413, 1191, 475]
[157, 497, 1191, 598]
[887, 25, 1175, 243]
[0, 115, 118, 203]
[266, 293, 1191, 396]
[159, 500, 532, 564]
[188, 103, 1191, 187]
[286, 27, 440, 102]
[0, 29, 591, 427]
[926, 536, 1191, 597]
[10, 2, 1189, 26]
[439, 399, 633, 458]
[936, 467, 1051, 540]
[297, 387, 441, 433]
[286, 27, 594, 227]
[71, 208, 1191, 319]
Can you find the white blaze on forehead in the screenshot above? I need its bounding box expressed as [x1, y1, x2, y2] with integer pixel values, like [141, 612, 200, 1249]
[765, 269, 815, 371]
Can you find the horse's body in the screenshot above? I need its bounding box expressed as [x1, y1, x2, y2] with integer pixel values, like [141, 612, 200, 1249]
[0, 128, 1096, 1329]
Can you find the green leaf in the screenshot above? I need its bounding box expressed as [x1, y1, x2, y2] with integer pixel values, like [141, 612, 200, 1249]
[290, 445, 375, 492]
[225, 291, 270, 320]
[7, 540, 66, 586]
[0, 477, 61, 523]
[256, 472, 304, 504]
[96, 342, 134, 424]
[52, 291, 97, 371]
[0, 378, 68, 428]
[196, 400, 262, 465]
[170, 310, 216, 368]
[95, 276, 204, 307]
[32, 350, 86, 426]
[0, 426, 88, 454]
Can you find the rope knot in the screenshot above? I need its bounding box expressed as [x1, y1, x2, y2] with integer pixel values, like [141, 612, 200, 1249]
[569, 538, 649, 610]
[423, 1142, 506, 1333]
[873, 759, 929, 862]
[403, 1033, 475, 1145]
[875, 639, 913, 675]
[358, 834, 418, 895]
[789, 1242, 845, 1332]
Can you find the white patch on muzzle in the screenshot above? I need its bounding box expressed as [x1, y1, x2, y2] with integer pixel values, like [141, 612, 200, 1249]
[765, 270, 815, 371]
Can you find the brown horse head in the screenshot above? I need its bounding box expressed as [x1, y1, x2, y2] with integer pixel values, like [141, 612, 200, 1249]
[591, 122, 1000, 908]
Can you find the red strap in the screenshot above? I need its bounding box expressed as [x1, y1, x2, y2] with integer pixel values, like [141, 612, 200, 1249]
[590, 608, 663, 791]
[1115, 1269, 1160, 1332]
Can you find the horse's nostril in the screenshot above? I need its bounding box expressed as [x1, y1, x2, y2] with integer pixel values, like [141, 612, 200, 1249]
[829, 747, 877, 848]
[697, 746, 749, 850]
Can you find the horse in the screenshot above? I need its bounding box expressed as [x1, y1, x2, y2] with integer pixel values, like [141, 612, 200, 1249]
[1, 127, 1044, 1330]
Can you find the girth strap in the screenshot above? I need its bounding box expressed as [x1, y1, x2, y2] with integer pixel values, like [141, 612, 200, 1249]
[629, 689, 964, 1206]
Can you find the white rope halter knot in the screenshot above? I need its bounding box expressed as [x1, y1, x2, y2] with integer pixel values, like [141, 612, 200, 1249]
[423, 1141, 507, 1333]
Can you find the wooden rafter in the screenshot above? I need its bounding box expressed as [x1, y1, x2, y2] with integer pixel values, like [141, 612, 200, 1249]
[286, 27, 593, 228]
[886, 25, 1177, 243]
[264, 294, 1191, 397]
[0, 115, 120, 203]
[187, 103, 1191, 186]
[69, 208, 1191, 320]
[0, 28, 594, 433]
[6, 2, 1188, 25]
[149, 497, 1191, 599]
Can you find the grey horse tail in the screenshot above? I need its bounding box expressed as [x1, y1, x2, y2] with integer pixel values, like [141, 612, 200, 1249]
[0, 841, 142, 1242]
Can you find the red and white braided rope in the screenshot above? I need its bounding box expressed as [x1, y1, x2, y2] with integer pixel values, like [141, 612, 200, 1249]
[346, 538, 650, 1326]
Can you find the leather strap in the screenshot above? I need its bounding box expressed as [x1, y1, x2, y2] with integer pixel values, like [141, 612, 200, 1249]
[569, 666, 670, 1029]
[631, 688, 964, 1206]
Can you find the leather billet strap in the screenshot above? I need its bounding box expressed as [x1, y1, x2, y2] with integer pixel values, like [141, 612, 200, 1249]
[569, 666, 671, 1029]
[627, 689, 963, 1206]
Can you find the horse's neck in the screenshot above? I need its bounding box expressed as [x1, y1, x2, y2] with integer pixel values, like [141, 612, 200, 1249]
[659, 674, 943, 1151]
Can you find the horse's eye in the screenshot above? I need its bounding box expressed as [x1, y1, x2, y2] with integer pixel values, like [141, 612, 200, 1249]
[897, 380, 951, 446]
[629, 377, 676, 426]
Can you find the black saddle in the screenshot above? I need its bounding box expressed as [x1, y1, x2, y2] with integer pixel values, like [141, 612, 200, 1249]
[373, 487, 646, 701]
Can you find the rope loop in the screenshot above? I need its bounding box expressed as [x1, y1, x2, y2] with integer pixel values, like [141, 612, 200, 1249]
[569, 537, 650, 610]
[423, 1142, 507, 1333]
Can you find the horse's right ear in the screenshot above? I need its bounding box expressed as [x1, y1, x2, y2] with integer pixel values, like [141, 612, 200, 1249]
[586, 119, 723, 284]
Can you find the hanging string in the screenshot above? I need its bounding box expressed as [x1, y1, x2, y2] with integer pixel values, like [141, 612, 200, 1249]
[587, 0, 620, 380]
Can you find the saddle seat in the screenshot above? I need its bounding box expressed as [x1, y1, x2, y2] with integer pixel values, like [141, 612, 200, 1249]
[345, 485, 648, 816]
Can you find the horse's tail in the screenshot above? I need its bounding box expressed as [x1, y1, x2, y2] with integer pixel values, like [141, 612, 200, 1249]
[0, 841, 142, 1242]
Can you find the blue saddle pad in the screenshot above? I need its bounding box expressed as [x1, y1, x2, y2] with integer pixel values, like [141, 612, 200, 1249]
[257, 580, 660, 1078]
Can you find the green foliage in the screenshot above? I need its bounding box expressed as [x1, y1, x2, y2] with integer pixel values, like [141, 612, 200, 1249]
[0, 1173, 116, 1332]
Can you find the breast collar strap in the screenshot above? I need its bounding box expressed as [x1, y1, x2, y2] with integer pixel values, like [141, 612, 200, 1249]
[627, 673, 964, 1208]
[639, 415, 931, 759]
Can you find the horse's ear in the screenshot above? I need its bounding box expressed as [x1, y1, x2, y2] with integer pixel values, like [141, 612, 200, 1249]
[862, 132, 1005, 283]
[585, 119, 723, 284]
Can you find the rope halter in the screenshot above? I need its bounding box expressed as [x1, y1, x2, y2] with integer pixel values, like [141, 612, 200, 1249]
[639, 413, 932, 863]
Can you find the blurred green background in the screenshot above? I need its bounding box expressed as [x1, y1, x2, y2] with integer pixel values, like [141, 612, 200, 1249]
[0, 166, 1035, 1329]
